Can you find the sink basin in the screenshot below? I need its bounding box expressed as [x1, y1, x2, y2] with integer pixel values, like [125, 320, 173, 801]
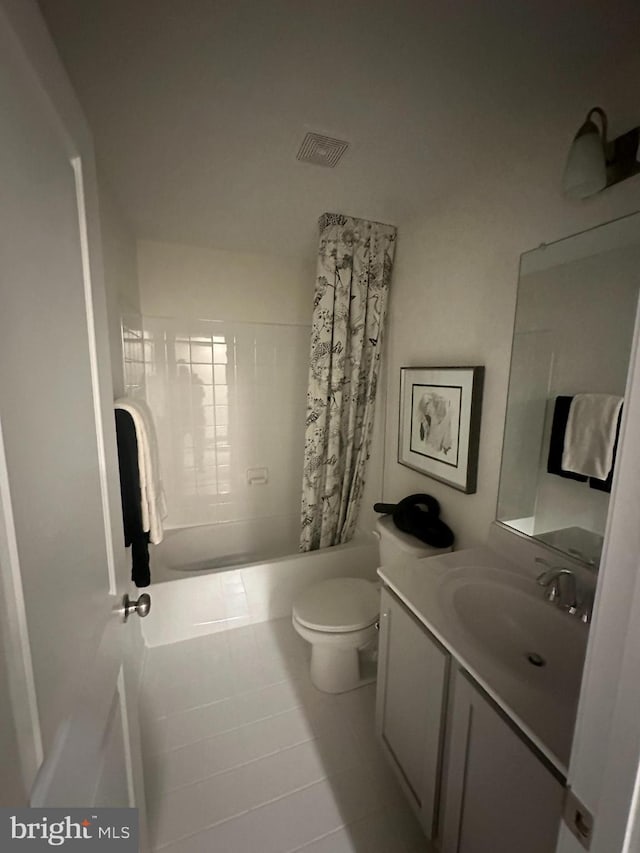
[379, 548, 591, 770]
[439, 567, 588, 701]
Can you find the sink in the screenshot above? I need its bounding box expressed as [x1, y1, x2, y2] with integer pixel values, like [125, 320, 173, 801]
[379, 548, 591, 770]
[438, 567, 588, 701]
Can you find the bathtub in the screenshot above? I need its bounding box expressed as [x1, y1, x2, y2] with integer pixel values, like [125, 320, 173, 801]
[141, 529, 380, 647]
[149, 516, 302, 584]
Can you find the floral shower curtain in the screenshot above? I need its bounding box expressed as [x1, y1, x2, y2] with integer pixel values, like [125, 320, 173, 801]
[300, 213, 397, 551]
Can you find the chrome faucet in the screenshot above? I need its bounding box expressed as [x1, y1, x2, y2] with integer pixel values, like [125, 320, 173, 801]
[534, 557, 594, 622]
[535, 558, 578, 612]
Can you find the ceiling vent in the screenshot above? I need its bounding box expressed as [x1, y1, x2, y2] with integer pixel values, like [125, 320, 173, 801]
[296, 132, 349, 168]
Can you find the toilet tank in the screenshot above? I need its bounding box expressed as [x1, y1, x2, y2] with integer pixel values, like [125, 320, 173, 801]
[375, 515, 452, 567]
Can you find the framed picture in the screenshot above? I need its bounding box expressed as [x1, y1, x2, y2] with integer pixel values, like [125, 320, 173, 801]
[398, 366, 484, 494]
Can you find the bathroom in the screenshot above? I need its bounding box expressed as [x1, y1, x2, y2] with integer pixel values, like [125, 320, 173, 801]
[1, 1, 640, 852]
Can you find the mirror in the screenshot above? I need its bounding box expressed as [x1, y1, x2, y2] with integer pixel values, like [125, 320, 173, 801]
[498, 212, 640, 568]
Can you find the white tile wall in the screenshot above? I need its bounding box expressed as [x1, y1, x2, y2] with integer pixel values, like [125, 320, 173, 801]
[124, 316, 310, 566]
[140, 618, 430, 853]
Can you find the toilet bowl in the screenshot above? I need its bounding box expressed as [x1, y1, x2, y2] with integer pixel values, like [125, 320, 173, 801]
[292, 517, 453, 693]
[292, 577, 379, 694]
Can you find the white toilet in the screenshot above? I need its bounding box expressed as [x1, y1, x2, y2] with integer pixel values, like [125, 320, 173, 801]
[292, 515, 451, 693]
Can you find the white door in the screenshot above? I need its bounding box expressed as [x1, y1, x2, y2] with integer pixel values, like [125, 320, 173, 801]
[0, 0, 147, 839]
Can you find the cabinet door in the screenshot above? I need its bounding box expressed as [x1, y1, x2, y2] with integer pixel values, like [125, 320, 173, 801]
[376, 587, 450, 839]
[442, 670, 565, 853]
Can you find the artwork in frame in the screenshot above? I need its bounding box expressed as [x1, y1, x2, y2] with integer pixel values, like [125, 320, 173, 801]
[398, 366, 484, 494]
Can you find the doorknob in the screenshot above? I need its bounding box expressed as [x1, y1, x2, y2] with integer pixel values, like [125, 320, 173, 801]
[122, 593, 151, 622]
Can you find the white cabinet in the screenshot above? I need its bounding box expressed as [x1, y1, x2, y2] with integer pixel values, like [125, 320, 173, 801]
[441, 670, 565, 853]
[376, 587, 566, 853]
[376, 587, 450, 839]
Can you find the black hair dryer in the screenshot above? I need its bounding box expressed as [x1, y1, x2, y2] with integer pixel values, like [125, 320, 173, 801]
[374, 494, 454, 549]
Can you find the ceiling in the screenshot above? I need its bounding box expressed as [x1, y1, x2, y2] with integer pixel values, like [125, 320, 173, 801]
[38, 0, 640, 259]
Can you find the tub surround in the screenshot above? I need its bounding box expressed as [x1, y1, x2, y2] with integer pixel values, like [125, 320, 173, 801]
[141, 535, 380, 647]
[124, 316, 309, 538]
[378, 544, 589, 775]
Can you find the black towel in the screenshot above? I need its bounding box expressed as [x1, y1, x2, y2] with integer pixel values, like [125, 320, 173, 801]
[115, 409, 150, 587]
[547, 396, 588, 482]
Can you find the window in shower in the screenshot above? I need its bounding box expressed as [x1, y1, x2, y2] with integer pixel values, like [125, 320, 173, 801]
[121, 315, 148, 398]
[173, 331, 232, 500]
[126, 317, 310, 553]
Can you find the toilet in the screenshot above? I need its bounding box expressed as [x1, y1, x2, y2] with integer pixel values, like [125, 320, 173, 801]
[292, 515, 452, 693]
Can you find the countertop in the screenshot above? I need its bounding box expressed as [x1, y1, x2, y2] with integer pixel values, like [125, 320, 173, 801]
[378, 545, 589, 777]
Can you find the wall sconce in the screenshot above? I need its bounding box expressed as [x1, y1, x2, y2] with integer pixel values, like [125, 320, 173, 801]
[563, 107, 640, 199]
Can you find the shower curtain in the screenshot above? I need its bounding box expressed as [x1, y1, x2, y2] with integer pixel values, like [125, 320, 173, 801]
[300, 212, 397, 551]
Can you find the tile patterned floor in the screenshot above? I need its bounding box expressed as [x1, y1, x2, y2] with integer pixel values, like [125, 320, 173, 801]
[140, 618, 430, 852]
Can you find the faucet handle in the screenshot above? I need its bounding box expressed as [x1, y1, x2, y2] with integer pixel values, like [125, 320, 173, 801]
[535, 561, 592, 622]
[536, 567, 577, 610]
[536, 569, 561, 602]
[546, 581, 561, 603]
[576, 590, 595, 624]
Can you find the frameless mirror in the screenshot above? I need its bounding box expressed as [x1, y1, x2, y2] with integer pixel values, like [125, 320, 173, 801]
[498, 212, 640, 569]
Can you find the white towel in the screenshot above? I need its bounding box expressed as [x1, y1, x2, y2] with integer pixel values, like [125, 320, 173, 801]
[115, 398, 167, 544]
[561, 393, 623, 480]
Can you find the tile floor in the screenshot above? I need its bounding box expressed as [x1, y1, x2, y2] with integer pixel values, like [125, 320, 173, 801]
[140, 618, 430, 852]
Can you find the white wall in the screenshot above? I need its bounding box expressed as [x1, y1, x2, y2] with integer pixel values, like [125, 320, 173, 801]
[137, 239, 314, 325]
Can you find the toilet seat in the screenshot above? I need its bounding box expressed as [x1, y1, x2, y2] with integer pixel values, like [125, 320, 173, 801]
[292, 577, 379, 633]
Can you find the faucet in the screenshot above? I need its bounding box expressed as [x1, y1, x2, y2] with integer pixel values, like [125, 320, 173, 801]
[535, 558, 578, 612]
[534, 557, 594, 623]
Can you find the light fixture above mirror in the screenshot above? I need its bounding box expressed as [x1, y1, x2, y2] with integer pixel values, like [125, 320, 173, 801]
[563, 107, 640, 199]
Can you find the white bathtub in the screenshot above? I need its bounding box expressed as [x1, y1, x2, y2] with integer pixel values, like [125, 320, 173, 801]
[141, 532, 380, 647]
[150, 516, 302, 584]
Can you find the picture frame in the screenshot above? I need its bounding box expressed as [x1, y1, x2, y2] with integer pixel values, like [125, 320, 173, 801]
[398, 366, 484, 494]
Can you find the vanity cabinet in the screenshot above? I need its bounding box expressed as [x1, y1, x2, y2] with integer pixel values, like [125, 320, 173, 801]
[375, 587, 450, 840]
[376, 586, 566, 852]
[441, 669, 565, 853]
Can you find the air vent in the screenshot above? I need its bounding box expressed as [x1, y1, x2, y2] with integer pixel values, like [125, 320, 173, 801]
[296, 132, 349, 168]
